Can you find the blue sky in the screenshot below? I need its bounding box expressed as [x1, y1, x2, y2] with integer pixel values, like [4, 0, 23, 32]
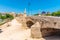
[0, 0, 60, 15]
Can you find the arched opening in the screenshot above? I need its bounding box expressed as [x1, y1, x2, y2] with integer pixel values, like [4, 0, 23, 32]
[41, 28, 60, 40]
[26, 21, 34, 28]
[41, 28, 60, 37]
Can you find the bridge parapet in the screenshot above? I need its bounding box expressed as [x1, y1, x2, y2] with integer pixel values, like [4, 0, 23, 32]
[27, 16, 60, 29]
[29, 16, 60, 38]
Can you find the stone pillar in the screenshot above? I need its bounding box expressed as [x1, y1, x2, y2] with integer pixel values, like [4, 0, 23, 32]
[16, 16, 28, 29]
[31, 22, 42, 38]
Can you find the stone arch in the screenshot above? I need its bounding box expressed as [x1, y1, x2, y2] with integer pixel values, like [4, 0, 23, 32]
[26, 21, 34, 28]
[41, 28, 60, 37]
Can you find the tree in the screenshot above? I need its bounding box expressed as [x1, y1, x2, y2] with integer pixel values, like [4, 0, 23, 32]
[6, 14, 14, 20]
[34, 13, 39, 16]
[46, 13, 51, 16]
[55, 11, 60, 16]
[51, 11, 60, 16]
[51, 12, 56, 16]
[1, 15, 7, 19]
[0, 13, 2, 19]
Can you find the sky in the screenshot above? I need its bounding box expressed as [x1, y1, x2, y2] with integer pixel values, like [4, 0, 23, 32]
[0, 0, 60, 15]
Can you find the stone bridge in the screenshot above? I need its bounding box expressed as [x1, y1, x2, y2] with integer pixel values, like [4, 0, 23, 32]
[26, 16, 60, 38]
[26, 16, 60, 29]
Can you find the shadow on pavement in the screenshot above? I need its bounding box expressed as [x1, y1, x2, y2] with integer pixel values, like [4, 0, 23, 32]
[44, 32, 60, 40]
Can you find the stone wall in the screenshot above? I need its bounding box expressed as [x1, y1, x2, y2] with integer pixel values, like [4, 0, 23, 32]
[27, 16, 60, 38]
[27, 16, 60, 29]
[16, 16, 28, 29]
[31, 22, 60, 38]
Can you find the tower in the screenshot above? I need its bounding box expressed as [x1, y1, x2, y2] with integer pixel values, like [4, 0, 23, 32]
[38, 9, 41, 16]
[41, 11, 46, 16]
[24, 8, 26, 14]
[46, 12, 51, 16]
[24, 8, 27, 17]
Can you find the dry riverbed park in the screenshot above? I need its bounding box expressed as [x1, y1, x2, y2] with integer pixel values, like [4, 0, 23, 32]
[0, 0, 60, 40]
[0, 14, 60, 40]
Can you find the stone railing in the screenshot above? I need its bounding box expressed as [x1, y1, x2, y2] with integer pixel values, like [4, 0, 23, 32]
[26, 16, 60, 38]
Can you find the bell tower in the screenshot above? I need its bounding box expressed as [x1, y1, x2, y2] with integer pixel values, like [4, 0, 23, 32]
[38, 9, 41, 16]
[24, 8, 27, 17]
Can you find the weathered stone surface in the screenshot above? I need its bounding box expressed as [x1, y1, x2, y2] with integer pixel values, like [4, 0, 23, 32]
[27, 16, 60, 29]
[16, 16, 28, 29]
[31, 22, 42, 38]
[26, 16, 60, 37]
[41, 28, 56, 37]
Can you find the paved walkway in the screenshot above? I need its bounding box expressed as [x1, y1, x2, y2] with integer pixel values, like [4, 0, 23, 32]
[45, 35, 60, 40]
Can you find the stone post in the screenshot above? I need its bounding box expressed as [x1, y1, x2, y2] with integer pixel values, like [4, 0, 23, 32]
[31, 22, 42, 38]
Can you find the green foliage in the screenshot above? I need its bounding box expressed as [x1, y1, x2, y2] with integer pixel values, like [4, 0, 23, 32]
[0, 13, 14, 20]
[1, 15, 7, 19]
[6, 14, 14, 20]
[0, 13, 14, 25]
[34, 14, 39, 16]
[52, 11, 60, 16]
[51, 12, 56, 16]
[0, 13, 2, 18]
[46, 14, 51, 16]
[34, 10, 60, 16]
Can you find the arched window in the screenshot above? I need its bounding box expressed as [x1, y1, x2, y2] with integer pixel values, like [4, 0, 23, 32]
[26, 21, 34, 28]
